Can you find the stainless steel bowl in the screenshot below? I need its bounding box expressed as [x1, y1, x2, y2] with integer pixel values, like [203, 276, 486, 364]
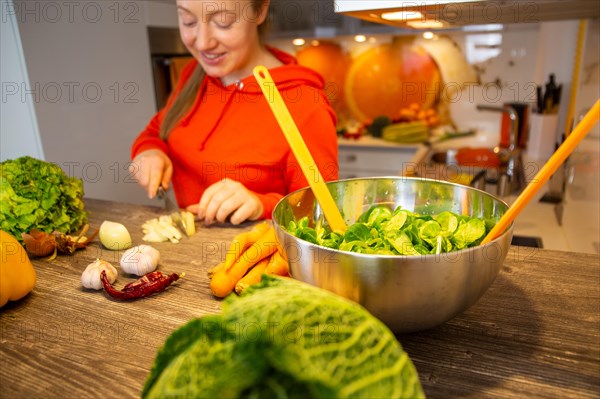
[272, 177, 512, 333]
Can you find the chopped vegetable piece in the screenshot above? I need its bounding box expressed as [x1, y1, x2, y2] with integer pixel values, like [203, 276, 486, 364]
[180, 211, 196, 236]
[142, 216, 182, 243]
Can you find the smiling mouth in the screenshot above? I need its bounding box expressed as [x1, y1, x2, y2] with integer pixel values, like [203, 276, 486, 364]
[202, 52, 225, 60]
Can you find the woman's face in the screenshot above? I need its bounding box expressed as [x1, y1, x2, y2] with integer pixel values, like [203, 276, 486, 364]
[176, 0, 267, 85]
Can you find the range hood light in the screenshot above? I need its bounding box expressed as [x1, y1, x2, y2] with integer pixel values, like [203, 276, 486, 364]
[407, 19, 445, 29]
[422, 31, 435, 40]
[380, 10, 423, 21]
[354, 35, 367, 43]
[463, 24, 504, 32]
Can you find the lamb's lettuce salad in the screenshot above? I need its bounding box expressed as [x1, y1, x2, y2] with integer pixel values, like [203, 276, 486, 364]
[286, 205, 495, 255]
[143, 275, 424, 398]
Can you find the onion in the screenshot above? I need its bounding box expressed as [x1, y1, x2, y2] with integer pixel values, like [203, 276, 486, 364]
[99, 221, 132, 250]
[21, 229, 56, 257]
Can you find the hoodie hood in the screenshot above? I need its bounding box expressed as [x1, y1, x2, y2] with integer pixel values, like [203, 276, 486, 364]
[178, 47, 327, 149]
[231, 46, 326, 94]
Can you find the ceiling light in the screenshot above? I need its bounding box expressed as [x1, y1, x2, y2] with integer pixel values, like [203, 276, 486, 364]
[381, 11, 423, 21]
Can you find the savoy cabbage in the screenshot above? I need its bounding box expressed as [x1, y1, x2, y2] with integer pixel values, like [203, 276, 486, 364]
[143, 276, 424, 398]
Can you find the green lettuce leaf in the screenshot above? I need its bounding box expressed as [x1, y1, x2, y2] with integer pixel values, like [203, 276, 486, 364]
[285, 205, 494, 256]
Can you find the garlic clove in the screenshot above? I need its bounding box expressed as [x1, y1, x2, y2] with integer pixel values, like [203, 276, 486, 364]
[120, 245, 160, 276]
[81, 259, 117, 290]
[99, 221, 133, 250]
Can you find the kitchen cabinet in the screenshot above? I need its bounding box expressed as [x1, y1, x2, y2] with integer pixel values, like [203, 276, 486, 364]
[338, 136, 428, 179]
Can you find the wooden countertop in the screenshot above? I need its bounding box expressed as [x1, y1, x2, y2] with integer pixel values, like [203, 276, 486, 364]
[1, 198, 598, 398]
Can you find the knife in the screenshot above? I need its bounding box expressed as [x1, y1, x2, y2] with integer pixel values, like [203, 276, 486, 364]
[157, 186, 189, 238]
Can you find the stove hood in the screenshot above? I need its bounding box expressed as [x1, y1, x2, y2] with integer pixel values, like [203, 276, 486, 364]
[335, 1, 599, 29]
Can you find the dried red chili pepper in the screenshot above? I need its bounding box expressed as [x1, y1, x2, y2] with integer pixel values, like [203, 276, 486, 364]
[100, 270, 182, 300]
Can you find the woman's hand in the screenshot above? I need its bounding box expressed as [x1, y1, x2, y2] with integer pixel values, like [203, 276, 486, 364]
[187, 178, 264, 225]
[130, 149, 173, 198]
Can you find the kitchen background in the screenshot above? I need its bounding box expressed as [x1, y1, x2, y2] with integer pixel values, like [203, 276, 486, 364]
[1, 0, 598, 253]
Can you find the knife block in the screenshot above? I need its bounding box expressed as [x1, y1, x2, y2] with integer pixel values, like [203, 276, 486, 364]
[527, 113, 559, 161]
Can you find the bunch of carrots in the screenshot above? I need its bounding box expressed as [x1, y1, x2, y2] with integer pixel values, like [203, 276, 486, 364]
[208, 222, 289, 297]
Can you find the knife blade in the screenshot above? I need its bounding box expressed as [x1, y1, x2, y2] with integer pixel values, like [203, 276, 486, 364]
[157, 187, 189, 238]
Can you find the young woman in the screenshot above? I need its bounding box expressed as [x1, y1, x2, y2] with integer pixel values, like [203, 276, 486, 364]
[131, 0, 338, 225]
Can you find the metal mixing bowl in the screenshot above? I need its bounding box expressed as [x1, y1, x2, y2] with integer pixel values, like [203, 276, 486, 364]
[272, 177, 512, 333]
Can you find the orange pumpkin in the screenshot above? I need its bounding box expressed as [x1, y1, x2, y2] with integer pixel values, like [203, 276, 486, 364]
[345, 37, 441, 123]
[296, 41, 351, 119]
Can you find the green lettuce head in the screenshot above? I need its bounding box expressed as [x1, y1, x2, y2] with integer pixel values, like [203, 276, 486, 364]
[143, 276, 424, 399]
[0, 156, 87, 240]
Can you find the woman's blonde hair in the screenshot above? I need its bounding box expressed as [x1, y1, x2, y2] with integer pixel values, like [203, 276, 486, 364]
[160, 0, 270, 140]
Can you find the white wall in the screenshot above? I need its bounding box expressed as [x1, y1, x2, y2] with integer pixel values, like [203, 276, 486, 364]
[1, 0, 44, 161]
[10, 0, 177, 205]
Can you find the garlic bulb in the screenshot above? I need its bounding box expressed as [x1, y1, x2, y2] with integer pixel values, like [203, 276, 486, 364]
[81, 259, 117, 290]
[120, 245, 160, 276]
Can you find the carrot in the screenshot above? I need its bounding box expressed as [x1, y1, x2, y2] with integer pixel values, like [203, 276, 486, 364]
[207, 261, 226, 278]
[207, 222, 269, 278]
[265, 250, 289, 277]
[210, 271, 237, 298]
[234, 257, 270, 295]
[210, 227, 278, 298]
[224, 222, 270, 270]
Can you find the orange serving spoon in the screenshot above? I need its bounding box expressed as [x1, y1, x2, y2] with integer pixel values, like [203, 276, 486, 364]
[482, 99, 599, 244]
[253, 65, 347, 232]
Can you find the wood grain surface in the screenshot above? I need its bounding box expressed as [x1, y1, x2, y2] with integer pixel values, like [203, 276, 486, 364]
[1, 198, 598, 398]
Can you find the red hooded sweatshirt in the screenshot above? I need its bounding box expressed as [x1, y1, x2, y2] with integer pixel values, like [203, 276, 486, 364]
[131, 47, 339, 219]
